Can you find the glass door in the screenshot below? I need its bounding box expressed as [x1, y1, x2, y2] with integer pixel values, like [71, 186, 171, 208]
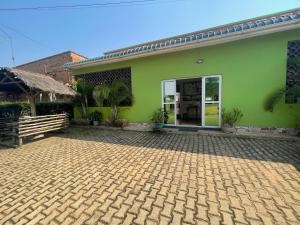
[202, 76, 221, 127]
[162, 80, 176, 125]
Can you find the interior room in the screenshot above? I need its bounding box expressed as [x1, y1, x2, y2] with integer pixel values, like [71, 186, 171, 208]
[176, 78, 202, 126]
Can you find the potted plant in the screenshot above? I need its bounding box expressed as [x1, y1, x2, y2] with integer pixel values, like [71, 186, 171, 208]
[151, 108, 164, 129]
[92, 80, 133, 127]
[222, 108, 243, 133]
[90, 110, 102, 126]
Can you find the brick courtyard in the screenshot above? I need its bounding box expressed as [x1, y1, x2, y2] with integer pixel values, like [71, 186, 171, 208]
[0, 128, 300, 225]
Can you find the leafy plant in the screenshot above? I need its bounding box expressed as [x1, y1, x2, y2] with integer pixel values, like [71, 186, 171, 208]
[151, 108, 164, 124]
[264, 85, 300, 112]
[222, 108, 243, 127]
[0, 101, 73, 119]
[89, 110, 102, 122]
[73, 79, 92, 118]
[36, 102, 74, 118]
[92, 80, 133, 122]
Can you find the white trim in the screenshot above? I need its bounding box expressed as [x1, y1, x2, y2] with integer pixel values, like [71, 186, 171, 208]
[67, 22, 300, 69]
[161, 80, 176, 126]
[201, 77, 205, 127]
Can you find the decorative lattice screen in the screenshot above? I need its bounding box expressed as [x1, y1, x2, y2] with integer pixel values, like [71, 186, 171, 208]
[77, 67, 132, 106]
[286, 40, 300, 103]
[77, 67, 131, 90]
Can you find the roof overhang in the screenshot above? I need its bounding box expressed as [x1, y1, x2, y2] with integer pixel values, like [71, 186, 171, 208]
[65, 20, 300, 70]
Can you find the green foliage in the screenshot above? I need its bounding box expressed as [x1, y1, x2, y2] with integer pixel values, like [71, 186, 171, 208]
[222, 108, 243, 127]
[73, 79, 93, 118]
[0, 101, 73, 119]
[264, 85, 300, 112]
[151, 108, 164, 124]
[205, 77, 219, 100]
[0, 102, 30, 118]
[92, 80, 133, 121]
[93, 86, 110, 107]
[36, 102, 74, 118]
[89, 110, 102, 122]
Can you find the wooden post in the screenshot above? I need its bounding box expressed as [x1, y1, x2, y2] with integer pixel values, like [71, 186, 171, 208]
[18, 137, 23, 146]
[29, 96, 36, 116]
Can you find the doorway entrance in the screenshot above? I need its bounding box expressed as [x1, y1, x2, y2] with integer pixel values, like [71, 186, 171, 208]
[161, 75, 221, 128]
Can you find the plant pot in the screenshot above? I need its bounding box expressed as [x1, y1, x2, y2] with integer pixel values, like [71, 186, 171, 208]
[112, 119, 129, 128]
[222, 125, 236, 133]
[93, 121, 99, 126]
[154, 123, 164, 129]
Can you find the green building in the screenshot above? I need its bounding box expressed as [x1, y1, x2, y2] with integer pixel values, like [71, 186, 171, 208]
[65, 8, 300, 131]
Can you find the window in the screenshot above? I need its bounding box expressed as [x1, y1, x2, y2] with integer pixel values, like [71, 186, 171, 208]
[286, 40, 300, 103]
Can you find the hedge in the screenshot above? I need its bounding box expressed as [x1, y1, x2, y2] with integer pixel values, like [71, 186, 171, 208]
[0, 102, 74, 119]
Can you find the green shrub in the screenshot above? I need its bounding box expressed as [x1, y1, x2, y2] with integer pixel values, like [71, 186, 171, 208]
[0, 102, 30, 118]
[222, 108, 243, 127]
[36, 102, 74, 118]
[151, 108, 164, 124]
[0, 101, 74, 119]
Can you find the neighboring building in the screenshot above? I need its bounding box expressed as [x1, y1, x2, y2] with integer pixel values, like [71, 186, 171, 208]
[65, 8, 300, 131]
[16, 51, 87, 85]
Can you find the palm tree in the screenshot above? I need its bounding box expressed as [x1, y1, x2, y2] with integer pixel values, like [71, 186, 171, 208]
[73, 79, 92, 118]
[93, 80, 133, 122]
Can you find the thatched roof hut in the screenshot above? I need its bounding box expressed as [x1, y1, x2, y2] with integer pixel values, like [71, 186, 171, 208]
[0, 67, 75, 115]
[0, 67, 75, 96]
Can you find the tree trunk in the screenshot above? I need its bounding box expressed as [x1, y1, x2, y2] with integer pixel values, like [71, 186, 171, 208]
[111, 105, 118, 121]
[81, 101, 87, 118]
[29, 96, 36, 116]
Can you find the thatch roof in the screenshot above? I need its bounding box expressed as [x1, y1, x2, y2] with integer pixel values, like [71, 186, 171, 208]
[0, 67, 75, 96]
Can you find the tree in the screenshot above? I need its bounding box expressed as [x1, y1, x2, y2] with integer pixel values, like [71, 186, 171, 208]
[93, 80, 133, 122]
[73, 79, 92, 118]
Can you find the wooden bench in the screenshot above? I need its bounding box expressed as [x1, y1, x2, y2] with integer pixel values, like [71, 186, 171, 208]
[0, 114, 69, 147]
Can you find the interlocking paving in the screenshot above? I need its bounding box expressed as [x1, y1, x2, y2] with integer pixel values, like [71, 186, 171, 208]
[0, 127, 300, 225]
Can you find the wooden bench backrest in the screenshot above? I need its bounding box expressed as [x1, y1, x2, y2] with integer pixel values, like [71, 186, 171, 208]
[18, 114, 69, 138]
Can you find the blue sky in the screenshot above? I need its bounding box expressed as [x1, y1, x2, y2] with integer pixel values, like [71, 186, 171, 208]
[0, 0, 300, 67]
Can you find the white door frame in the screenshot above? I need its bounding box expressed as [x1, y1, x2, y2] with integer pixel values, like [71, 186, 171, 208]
[161, 79, 177, 126]
[161, 75, 222, 128]
[202, 75, 222, 128]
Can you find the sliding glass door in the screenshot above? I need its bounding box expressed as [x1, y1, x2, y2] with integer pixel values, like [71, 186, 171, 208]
[162, 75, 221, 128]
[202, 76, 221, 127]
[162, 80, 176, 125]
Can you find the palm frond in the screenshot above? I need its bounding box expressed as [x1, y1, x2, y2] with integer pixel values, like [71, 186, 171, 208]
[264, 89, 285, 112]
[93, 85, 110, 106]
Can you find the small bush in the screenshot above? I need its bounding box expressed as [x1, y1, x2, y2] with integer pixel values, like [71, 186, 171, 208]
[222, 108, 243, 127]
[151, 108, 164, 124]
[36, 102, 74, 118]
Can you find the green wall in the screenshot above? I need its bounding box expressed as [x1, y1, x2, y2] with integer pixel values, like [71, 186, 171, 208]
[73, 29, 300, 128]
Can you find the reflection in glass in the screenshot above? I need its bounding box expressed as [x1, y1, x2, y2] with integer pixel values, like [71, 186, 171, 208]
[205, 77, 219, 101]
[164, 95, 175, 103]
[164, 104, 175, 124]
[164, 81, 176, 96]
[205, 103, 219, 126]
